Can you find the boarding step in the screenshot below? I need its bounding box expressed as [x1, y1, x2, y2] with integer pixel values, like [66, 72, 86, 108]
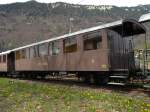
[107, 82, 126, 86]
[109, 75, 128, 78]
[108, 74, 128, 85]
[110, 73, 128, 75]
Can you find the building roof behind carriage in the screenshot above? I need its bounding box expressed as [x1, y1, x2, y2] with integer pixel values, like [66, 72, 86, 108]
[139, 13, 150, 22]
[0, 13, 150, 55]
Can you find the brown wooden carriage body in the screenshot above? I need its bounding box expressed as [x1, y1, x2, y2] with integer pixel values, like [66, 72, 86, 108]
[0, 18, 147, 84]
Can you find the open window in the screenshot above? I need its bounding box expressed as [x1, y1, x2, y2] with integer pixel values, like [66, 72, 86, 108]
[64, 37, 77, 53]
[29, 47, 34, 58]
[25, 48, 30, 59]
[83, 32, 102, 51]
[0, 56, 2, 63]
[28, 46, 39, 58]
[15, 50, 26, 60]
[49, 41, 60, 56]
[3, 55, 6, 63]
[33, 46, 39, 57]
[21, 50, 26, 59]
[15, 51, 21, 60]
[39, 43, 48, 57]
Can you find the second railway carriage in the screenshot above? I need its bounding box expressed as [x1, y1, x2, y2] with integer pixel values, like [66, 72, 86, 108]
[0, 18, 148, 85]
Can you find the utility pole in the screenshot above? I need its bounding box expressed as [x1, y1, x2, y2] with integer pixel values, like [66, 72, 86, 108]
[69, 17, 74, 33]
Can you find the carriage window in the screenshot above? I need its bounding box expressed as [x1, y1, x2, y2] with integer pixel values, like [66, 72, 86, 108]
[15, 50, 26, 59]
[0, 56, 2, 63]
[83, 32, 102, 50]
[39, 43, 48, 56]
[33, 46, 39, 57]
[16, 51, 21, 60]
[26, 48, 30, 59]
[29, 46, 39, 58]
[64, 37, 77, 53]
[3, 55, 6, 62]
[21, 50, 26, 59]
[30, 47, 34, 58]
[49, 41, 60, 56]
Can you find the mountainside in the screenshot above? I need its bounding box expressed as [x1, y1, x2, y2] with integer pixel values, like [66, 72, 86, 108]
[0, 0, 149, 50]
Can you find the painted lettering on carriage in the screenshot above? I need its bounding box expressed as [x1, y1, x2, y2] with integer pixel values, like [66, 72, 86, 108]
[101, 64, 107, 69]
[38, 62, 48, 66]
[91, 59, 95, 63]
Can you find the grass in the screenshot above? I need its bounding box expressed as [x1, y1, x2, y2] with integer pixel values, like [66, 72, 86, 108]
[0, 78, 149, 112]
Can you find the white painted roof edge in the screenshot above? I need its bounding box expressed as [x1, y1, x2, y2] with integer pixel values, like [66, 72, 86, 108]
[139, 13, 150, 22]
[0, 19, 122, 55]
[0, 51, 11, 55]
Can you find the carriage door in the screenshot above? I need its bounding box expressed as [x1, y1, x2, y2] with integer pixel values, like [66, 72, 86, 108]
[64, 37, 78, 70]
[127, 39, 135, 71]
[7, 52, 15, 72]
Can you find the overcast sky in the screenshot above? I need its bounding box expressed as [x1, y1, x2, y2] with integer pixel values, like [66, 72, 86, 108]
[0, 0, 150, 6]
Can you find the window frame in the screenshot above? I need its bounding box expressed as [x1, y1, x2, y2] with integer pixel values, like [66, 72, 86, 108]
[15, 51, 21, 60]
[49, 41, 60, 56]
[39, 43, 48, 57]
[64, 36, 77, 53]
[21, 49, 26, 59]
[0, 56, 2, 63]
[3, 55, 6, 63]
[83, 31, 102, 51]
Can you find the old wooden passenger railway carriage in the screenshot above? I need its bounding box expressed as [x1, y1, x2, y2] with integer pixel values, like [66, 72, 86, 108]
[0, 16, 149, 85]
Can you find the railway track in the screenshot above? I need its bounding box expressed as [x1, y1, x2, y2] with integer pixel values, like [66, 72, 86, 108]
[1, 75, 149, 97]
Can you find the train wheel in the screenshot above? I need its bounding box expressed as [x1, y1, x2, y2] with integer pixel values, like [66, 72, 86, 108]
[81, 76, 88, 83]
[94, 75, 109, 85]
[93, 75, 99, 84]
[26, 74, 31, 79]
[101, 77, 109, 85]
[21, 73, 26, 79]
[1, 74, 4, 77]
[81, 74, 94, 84]
[38, 74, 46, 79]
[31, 74, 37, 79]
[89, 75, 94, 84]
